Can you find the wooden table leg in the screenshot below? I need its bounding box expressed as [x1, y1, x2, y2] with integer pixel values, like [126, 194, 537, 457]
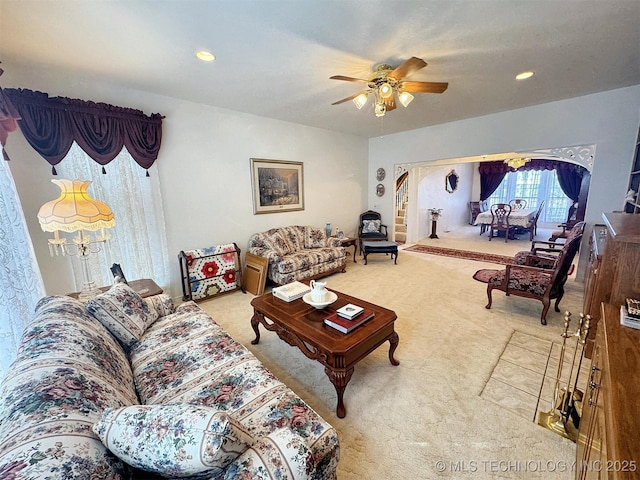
[388, 331, 400, 366]
[250, 311, 263, 344]
[325, 366, 354, 418]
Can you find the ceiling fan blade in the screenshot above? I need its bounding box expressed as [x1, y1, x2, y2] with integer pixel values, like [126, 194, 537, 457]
[400, 81, 449, 93]
[384, 96, 396, 111]
[329, 75, 369, 83]
[331, 91, 368, 105]
[389, 57, 427, 80]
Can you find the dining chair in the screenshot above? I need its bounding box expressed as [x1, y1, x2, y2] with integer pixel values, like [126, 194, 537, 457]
[514, 200, 545, 241]
[468, 201, 481, 225]
[488, 203, 512, 242]
[508, 199, 527, 210]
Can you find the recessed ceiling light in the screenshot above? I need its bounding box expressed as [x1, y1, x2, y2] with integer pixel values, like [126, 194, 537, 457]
[196, 50, 215, 62]
[516, 70, 534, 80]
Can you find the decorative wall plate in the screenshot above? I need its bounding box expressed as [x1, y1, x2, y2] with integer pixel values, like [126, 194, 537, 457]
[376, 168, 386, 181]
[376, 183, 385, 196]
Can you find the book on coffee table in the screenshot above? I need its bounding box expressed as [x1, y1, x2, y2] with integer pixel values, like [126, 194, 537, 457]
[272, 281, 311, 302]
[324, 308, 375, 334]
[336, 303, 364, 320]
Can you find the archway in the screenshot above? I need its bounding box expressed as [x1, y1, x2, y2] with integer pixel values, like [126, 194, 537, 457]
[393, 144, 595, 245]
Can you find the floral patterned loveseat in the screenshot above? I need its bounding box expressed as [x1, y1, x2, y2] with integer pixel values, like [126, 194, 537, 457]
[0, 284, 339, 480]
[247, 226, 347, 285]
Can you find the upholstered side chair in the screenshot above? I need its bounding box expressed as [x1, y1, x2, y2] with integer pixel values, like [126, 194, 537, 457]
[472, 222, 585, 325]
[357, 210, 388, 255]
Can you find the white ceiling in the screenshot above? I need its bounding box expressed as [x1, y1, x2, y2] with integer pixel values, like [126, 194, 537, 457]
[1, 0, 639, 138]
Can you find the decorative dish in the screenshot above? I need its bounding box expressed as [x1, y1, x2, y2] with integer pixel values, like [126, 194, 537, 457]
[302, 291, 337, 309]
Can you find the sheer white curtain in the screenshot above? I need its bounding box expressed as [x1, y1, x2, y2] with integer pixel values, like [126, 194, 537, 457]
[0, 156, 45, 377]
[56, 143, 170, 290]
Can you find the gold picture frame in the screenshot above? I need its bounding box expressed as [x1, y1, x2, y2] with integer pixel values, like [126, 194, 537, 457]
[250, 158, 304, 214]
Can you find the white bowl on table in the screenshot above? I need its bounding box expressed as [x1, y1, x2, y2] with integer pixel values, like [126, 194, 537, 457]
[302, 291, 337, 309]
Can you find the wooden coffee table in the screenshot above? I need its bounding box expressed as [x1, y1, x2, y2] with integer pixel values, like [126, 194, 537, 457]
[250, 289, 399, 418]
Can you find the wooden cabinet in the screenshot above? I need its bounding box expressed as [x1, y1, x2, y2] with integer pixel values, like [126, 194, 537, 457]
[583, 213, 640, 355]
[583, 225, 606, 318]
[576, 303, 640, 480]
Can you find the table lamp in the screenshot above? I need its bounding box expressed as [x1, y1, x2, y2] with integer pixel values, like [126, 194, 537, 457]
[38, 179, 115, 301]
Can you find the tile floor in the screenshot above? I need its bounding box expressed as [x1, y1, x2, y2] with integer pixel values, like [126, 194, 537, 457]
[481, 329, 590, 425]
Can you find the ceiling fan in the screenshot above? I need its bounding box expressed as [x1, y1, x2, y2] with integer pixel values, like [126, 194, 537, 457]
[330, 57, 448, 117]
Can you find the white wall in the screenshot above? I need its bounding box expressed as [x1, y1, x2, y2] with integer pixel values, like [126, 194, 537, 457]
[413, 162, 474, 239]
[4, 71, 369, 298]
[369, 86, 640, 277]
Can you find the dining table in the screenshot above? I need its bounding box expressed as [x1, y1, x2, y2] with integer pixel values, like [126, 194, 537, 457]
[474, 208, 536, 236]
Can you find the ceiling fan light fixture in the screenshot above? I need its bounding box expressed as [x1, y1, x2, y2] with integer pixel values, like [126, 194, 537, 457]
[353, 92, 369, 109]
[515, 70, 534, 80]
[398, 91, 414, 107]
[379, 82, 393, 99]
[195, 50, 215, 62]
[374, 101, 386, 117]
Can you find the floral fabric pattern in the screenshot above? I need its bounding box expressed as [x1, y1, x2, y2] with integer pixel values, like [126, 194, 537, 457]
[248, 226, 346, 285]
[93, 404, 254, 477]
[223, 428, 313, 480]
[0, 295, 338, 480]
[130, 306, 339, 480]
[145, 293, 176, 319]
[0, 295, 140, 479]
[485, 268, 551, 295]
[303, 226, 327, 249]
[362, 219, 381, 233]
[86, 282, 159, 349]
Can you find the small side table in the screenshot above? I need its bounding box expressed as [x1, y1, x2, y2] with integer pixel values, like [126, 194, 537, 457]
[337, 237, 358, 263]
[67, 278, 162, 300]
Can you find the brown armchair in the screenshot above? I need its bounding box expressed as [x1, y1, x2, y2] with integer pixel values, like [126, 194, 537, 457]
[357, 210, 388, 255]
[549, 202, 579, 242]
[473, 222, 584, 325]
[513, 221, 585, 268]
[488, 203, 512, 242]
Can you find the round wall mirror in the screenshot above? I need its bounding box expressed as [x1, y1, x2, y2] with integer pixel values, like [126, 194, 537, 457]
[445, 170, 459, 193]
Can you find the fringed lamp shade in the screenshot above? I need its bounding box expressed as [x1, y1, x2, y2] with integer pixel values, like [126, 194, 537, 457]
[38, 179, 115, 301]
[38, 179, 115, 233]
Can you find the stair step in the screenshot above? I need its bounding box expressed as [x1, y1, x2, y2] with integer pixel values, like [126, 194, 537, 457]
[395, 216, 405, 223]
[394, 232, 406, 242]
[395, 225, 407, 233]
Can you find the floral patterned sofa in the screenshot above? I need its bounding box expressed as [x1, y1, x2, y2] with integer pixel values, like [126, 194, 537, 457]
[0, 284, 339, 480]
[247, 226, 347, 285]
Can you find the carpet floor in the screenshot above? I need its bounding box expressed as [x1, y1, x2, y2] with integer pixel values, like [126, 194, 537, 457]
[199, 233, 583, 479]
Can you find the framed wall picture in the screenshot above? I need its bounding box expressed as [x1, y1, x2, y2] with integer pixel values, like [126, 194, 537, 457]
[250, 158, 304, 214]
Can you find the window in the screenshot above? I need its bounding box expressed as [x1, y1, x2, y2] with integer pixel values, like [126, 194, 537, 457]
[487, 169, 571, 223]
[56, 143, 170, 291]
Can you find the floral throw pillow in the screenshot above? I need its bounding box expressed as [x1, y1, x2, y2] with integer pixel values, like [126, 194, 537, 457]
[303, 226, 326, 249]
[93, 404, 254, 478]
[86, 283, 158, 350]
[362, 219, 381, 233]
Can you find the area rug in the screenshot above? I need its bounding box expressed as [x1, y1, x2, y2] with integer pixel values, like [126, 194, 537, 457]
[404, 244, 514, 265]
